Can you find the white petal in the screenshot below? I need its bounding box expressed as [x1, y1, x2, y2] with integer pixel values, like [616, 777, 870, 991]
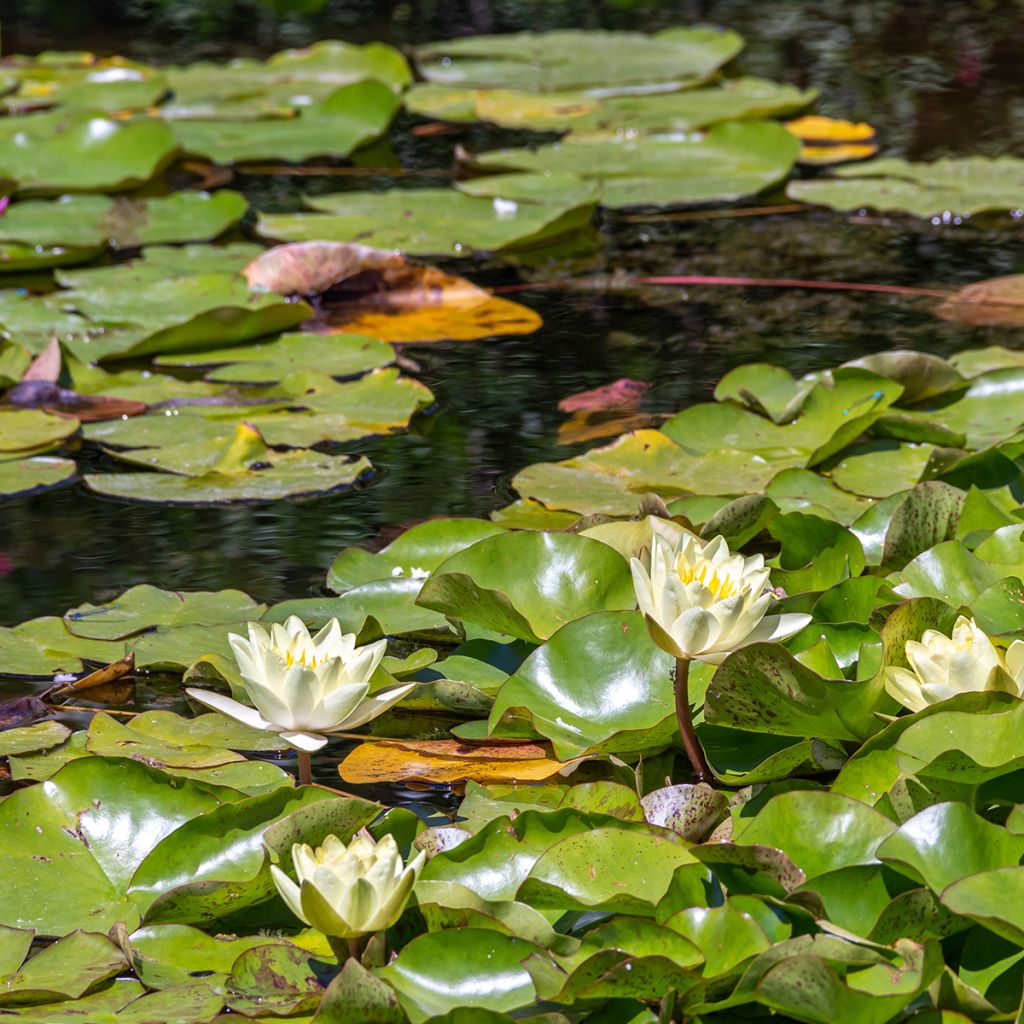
[672, 607, 720, 657]
[280, 730, 329, 752]
[331, 682, 416, 731]
[317, 681, 370, 728]
[270, 864, 310, 926]
[737, 611, 812, 646]
[185, 687, 273, 731]
[884, 667, 928, 712]
[630, 558, 658, 621]
[1006, 640, 1024, 688]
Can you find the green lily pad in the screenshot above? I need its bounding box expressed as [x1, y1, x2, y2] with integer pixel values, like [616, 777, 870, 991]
[0, 191, 246, 249]
[225, 942, 325, 1017]
[329, 518, 506, 592]
[408, 76, 814, 134]
[518, 825, 696, 914]
[129, 924, 294, 992]
[488, 610, 676, 760]
[156, 331, 393, 383]
[511, 430, 784, 516]
[0, 929, 127, 1007]
[0, 111, 178, 194]
[173, 81, 400, 164]
[0, 721, 71, 757]
[0, 757, 223, 935]
[662, 370, 902, 466]
[415, 27, 744, 92]
[0, 409, 78, 455]
[64, 584, 263, 640]
[419, 808, 641, 901]
[705, 643, 883, 742]
[258, 184, 597, 256]
[475, 121, 800, 208]
[53, 266, 312, 361]
[715, 362, 819, 424]
[0, 456, 76, 497]
[942, 869, 1024, 946]
[733, 790, 896, 879]
[878, 802, 1024, 891]
[789, 155, 1024, 219]
[0, 241, 101, 273]
[131, 789, 369, 926]
[830, 444, 939, 499]
[379, 928, 539, 1023]
[418, 530, 634, 643]
[765, 468, 874, 524]
[85, 447, 371, 504]
[5, 59, 168, 113]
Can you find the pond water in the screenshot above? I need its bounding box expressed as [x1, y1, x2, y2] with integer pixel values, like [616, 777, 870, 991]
[2, 0, 1023, 796]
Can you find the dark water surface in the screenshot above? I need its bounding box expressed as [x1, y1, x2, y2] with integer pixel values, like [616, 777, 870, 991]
[2, 0, 1023, 628]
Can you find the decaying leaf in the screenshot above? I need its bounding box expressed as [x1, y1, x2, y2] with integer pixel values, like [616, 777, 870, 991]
[558, 379, 650, 414]
[244, 241, 542, 343]
[785, 114, 879, 165]
[338, 739, 581, 785]
[936, 275, 1024, 327]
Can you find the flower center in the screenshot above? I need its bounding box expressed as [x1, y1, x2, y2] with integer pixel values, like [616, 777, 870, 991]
[284, 648, 327, 669]
[676, 556, 738, 600]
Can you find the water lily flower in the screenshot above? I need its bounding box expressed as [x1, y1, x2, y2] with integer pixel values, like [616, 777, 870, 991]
[186, 616, 414, 752]
[271, 831, 425, 941]
[884, 615, 1023, 712]
[631, 532, 811, 665]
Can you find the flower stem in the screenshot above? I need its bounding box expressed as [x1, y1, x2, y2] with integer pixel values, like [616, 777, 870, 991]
[327, 935, 363, 963]
[675, 657, 712, 784]
[297, 750, 313, 786]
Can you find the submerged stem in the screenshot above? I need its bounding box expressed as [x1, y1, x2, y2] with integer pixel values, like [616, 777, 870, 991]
[297, 750, 313, 786]
[675, 657, 712, 785]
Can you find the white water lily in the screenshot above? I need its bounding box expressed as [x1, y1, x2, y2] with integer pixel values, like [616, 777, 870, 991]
[884, 615, 1023, 712]
[271, 831, 425, 939]
[631, 532, 811, 664]
[186, 616, 414, 751]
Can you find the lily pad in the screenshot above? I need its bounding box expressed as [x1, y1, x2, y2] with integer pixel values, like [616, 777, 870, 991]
[0, 409, 78, 455]
[417, 531, 635, 643]
[488, 610, 676, 760]
[64, 584, 263, 640]
[474, 121, 801, 208]
[0, 111, 178, 194]
[0, 191, 247, 249]
[0, 455, 76, 497]
[408, 77, 815, 134]
[328, 518, 506, 591]
[155, 331, 393, 383]
[378, 928, 539, 1023]
[0, 756, 223, 935]
[789, 155, 1024, 219]
[257, 184, 597, 256]
[173, 81, 401, 164]
[415, 27, 744, 92]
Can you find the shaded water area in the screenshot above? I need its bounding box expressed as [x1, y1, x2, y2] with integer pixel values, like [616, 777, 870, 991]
[2, 0, 1024, 793]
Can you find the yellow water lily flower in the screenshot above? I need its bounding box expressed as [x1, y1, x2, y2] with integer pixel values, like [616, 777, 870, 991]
[271, 831, 425, 939]
[884, 615, 1023, 712]
[631, 532, 810, 664]
[186, 616, 414, 751]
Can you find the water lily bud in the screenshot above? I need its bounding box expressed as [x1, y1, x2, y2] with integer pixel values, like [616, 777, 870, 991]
[271, 832, 425, 939]
[630, 532, 810, 664]
[885, 615, 1020, 712]
[186, 616, 414, 751]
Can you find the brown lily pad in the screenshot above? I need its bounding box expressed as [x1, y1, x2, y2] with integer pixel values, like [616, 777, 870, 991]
[244, 241, 541, 344]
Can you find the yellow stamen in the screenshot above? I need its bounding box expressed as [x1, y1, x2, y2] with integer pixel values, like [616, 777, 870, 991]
[676, 555, 737, 600]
